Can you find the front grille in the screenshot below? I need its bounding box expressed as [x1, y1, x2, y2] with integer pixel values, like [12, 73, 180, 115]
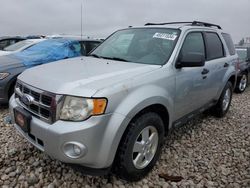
[15, 81, 58, 124]
[41, 95, 52, 106]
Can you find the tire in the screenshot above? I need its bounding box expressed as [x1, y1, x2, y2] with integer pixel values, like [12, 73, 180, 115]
[235, 73, 248, 93]
[114, 112, 165, 181]
[212, 81, 233, 118]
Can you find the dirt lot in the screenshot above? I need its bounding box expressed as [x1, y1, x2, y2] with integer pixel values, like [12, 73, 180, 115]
[0, 89, 249, 188]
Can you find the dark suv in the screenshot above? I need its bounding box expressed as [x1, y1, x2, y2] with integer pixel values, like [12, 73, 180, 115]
[235, 46, 250, 93]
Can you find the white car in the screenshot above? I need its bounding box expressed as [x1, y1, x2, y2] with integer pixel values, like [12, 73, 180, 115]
[0, 39, 46, 56]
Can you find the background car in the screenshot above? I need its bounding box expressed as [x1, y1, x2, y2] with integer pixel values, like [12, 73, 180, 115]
[46, 35, 102, 55]
[0, 36, 25, 50]
[0, 38, 102, 104]
[235, 46, 250, 93]
[0, 39, 46, 56]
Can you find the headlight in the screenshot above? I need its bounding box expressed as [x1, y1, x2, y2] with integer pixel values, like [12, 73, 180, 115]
[60, 96, 107, 121]
[0, 73, 10, 80]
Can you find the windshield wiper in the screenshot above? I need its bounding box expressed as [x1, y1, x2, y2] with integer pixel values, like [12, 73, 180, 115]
[101, 56, 129, 62]
[88, 54, 102, 58]
[89, 54, 129, 62]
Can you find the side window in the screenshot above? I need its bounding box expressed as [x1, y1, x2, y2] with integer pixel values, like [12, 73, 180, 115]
[8, 39, 16, 46]
[0, 40, 8, 50]
[205, 32, 224, 60]
[82, 42, 101, 55]
[180, 32, 205, 58]
[222, 33, 236, 55]
[80, 42, 87, 55]
[88, 42, 100, 53]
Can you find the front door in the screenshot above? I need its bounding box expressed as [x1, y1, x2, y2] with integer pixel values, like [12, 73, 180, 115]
[174, 32, 208, 120]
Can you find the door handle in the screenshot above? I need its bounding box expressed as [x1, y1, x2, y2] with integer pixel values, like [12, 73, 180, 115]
[201, 68, 209, 75]
[224, 63, 229, 67]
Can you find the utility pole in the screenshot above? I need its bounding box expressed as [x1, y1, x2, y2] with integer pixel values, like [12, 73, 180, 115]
[81, 2, 83, 40]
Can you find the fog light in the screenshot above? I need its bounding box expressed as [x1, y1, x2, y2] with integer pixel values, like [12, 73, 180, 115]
[73, 145, 81, 156]
[63, 142, 87, 159]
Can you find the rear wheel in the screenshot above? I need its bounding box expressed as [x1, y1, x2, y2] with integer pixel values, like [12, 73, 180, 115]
[235, 73, 248, 93]
[212, 81, 233, 117]
[114, 112, 164, 181]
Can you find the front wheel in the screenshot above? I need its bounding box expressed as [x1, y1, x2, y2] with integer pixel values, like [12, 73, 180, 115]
[235, 73, 248, 93]
[212, 81, 233, 117]
[114, 112, 164, 181]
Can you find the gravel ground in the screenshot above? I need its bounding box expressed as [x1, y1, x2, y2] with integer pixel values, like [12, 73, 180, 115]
[0, 89, 249, 188]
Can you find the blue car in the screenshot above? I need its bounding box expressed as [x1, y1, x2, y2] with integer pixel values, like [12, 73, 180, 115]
[0, 38, 101, 104]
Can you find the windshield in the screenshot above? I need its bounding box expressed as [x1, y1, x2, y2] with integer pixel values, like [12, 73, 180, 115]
[236, 48, 247, 61]
[91, 28, 180, 65]
[4, 40, 34, 51]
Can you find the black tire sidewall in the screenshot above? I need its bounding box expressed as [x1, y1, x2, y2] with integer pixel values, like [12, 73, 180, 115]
[115, 112, 165, 181]
[214, 82, 233, 117]
[235, 74, 248, 93]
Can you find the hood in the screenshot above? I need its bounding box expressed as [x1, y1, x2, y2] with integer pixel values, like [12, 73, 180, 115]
[19, 57, 160, 97]
[0, 55, 24, 70]
[0, 50, 12, 57]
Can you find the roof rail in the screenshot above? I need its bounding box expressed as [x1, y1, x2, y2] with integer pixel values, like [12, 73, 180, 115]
[191, 21, 222, 29]
[145, 22, 192, 26]
[145, 21, 222, 29]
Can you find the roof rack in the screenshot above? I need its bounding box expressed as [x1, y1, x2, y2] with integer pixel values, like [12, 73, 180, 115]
[192, 21, 222, 29]
[145, 21, 222, 29]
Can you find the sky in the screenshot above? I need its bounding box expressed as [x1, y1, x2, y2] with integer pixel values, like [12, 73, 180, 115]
[0, 0, 249, 43]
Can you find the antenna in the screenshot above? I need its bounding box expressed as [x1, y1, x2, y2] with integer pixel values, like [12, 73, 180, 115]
[81, 2, 83, 40]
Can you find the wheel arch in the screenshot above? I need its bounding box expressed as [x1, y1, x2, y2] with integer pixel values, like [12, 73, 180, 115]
[228, 74, 236, 88]
[95, 85, 173, 168]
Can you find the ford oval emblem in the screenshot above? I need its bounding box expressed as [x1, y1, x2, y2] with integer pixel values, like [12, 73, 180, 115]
[21, 94, 34, 106]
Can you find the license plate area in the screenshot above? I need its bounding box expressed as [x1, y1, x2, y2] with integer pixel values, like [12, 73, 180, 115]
[14, 107, 32, 133]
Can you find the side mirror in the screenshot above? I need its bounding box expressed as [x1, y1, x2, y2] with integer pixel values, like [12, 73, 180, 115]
[176, 53, 205, 68]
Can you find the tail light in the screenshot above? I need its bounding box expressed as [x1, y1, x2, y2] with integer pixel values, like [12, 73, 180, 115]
[235, 58, 240, 71]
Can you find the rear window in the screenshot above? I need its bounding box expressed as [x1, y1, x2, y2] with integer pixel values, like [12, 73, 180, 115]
[205, 32, 224, 60]
[236, 48, 247, 61]
[222, 33, 236, 55]
[4, 40, 33, 51]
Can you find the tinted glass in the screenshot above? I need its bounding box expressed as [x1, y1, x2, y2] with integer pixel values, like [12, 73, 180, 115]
[0, 40, 8, 50]
[222, 33, 236, 55]
[205, 32, 224, 60]
[181, 32, 205, 57]
[80, 42, 87, 55]
[89, 42, 100, 50]
[86, 41, 101, 54]
[91, 28, 180, 65]
[9, 40, 16, 46]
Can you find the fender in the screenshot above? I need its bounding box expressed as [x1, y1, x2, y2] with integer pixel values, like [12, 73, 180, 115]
[95, 84, 174, 167]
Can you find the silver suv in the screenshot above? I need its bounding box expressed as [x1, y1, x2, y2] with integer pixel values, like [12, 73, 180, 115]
[10, 21, 238, 181]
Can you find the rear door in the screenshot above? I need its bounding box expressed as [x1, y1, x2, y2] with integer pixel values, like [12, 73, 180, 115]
[200, 32, 227, 102]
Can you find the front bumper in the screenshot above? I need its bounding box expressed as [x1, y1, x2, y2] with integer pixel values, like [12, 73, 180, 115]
[9, 95, 127, 169]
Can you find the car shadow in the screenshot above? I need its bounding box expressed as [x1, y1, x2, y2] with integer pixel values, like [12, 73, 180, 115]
[0, 104, 9, 110]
